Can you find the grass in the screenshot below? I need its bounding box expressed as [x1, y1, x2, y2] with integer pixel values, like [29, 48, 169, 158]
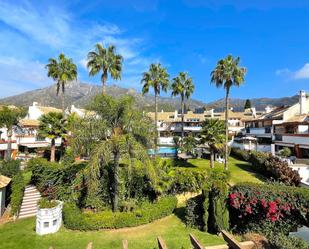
[0, 215, 224, 249]
[170, 156, 264, 185]
[0, 157, 261, 248]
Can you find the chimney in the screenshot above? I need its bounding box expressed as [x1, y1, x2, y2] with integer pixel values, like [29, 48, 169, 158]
[265, 106, 272, 113]
[251, 107, 257, 118]
[299, 90, 307, 115]
[32, 102, 38, 107]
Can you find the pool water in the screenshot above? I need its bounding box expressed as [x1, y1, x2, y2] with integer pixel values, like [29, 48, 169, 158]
[290, 226, 309, 243]
[148, 147, 177, 155]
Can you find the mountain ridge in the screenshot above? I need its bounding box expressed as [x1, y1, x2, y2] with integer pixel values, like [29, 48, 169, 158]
[0, 81, 299, 112]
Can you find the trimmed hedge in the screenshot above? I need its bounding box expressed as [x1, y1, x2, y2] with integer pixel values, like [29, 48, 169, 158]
[63, 196, 177, 230]
[0, 160, 20, 178]
[228, 182, 309, 232]
[231, 148, 301, 186]
[10, 172, 25, 215]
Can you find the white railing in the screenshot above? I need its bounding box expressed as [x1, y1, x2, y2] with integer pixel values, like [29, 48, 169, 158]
[158, 137, 175, 146]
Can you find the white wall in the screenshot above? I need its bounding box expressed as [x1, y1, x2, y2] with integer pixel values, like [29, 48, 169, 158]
[290, 166, 309, 186]
[158, 137, 175, 146]
[0, 187, 5, 216]
[282, 135, 309, 145]
[231, 142, 271, 152]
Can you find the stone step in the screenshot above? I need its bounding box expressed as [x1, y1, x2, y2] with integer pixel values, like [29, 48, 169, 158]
[23, 194, 41, 201]
[20, 207, 37, 214]
[20, 202, 38, 208]
[19, 212, 37, 219]
[24, 189, 40, 194]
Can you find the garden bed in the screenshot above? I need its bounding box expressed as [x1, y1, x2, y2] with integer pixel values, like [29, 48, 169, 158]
[63, 196, 177, 230]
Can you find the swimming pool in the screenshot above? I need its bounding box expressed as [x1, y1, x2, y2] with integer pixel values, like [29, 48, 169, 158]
[148, 147, 177, 156]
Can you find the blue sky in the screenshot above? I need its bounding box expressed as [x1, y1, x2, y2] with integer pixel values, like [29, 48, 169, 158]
[1, 0, 309, 102]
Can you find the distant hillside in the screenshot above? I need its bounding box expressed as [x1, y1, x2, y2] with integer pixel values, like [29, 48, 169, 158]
[205, 96, 299, 112]
[0, 81, 205, 111]
[0, 81, 299, 112]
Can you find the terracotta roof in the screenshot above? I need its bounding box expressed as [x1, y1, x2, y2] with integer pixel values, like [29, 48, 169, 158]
[147, 110, 256, 122]
[38, 106, 62, 114]
[19, 119, 40, 127]
[285, 114, 308, 123]
[0, 175, 11, 188]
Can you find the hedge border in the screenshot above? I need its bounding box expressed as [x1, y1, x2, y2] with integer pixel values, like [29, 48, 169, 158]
[63, 196, 177, 230]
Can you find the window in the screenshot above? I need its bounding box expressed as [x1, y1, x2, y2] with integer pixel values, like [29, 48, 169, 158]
[53, 219, 57, 226]
[44, 222, 49, 228]
[169, 115, 174, 119]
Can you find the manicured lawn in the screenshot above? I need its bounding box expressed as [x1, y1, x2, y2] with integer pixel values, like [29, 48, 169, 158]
[172, 156, 264, 185]
[0, 215, 224, 249]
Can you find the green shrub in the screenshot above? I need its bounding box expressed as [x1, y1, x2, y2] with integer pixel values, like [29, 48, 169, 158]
[185, 194, 205, 230]
[0, 160, 20, 178]
[63, 196, 177, 230]
[185, 174, 229, 233]
[231, 148, 301, 186]
[268, 233, 308, 249]
[228, 183, 309, 232]
[38, 198, 58, 209]
[10, 172, 25, 215]
[279, 147, 292, 158]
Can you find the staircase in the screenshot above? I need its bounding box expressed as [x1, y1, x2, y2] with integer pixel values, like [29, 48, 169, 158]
[18, 185, 41, 219]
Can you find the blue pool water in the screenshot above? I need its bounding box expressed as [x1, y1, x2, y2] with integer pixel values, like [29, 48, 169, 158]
[148, 147, 177, 155]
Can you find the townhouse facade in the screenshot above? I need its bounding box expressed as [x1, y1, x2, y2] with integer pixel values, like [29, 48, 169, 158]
[241, 90, 309, 158]
[0, 102, 62, 160]
[147, 108, 258, 146]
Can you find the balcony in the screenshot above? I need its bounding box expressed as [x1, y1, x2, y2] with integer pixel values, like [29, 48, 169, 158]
[246, 127, 272, 137]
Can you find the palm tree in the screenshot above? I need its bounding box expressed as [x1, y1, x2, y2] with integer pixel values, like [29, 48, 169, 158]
[0, 106, 26, 160]
[72, 95, 155, 211]
[141, 63, 169, 147]
[210, 55, 246, 170]
[87, 44, 123, 95]
[46, 53, 78, 114]
[171, 72, 194, 140]
[38, 112, 67, 162]
[200, 119, 225, 169]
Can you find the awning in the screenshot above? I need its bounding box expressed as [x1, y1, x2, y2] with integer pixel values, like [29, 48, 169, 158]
[0, 175, 11, 188]
[274, 141, 295, 147]
[19, 142, 58, 148]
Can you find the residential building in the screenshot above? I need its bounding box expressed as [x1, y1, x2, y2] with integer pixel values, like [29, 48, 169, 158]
[241, 90, 309, 156]
[147, 108, 258, 145]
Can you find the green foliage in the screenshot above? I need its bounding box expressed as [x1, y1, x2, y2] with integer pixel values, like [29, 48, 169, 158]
[231, 148, 301, 186]
[185, 170, 229, 233]
[46, 53, 77, 97]
[279, 147, 292, 158]
[10, 172, 25, 215]
[0, 160, 20, 178]
[38, 198, 58, 209]
[38, 112, 67, 140]
[181, 134, 197, 154]
[228, 183, 309, 233]
[29, 157, 86, 202]
[63, 196, 177, 230]
[244, 99, 252, 109]
[267, 233, 308, 249]
[185, 195, 205, 230]
[87, 44, 123, 94]
[0, 106, 26, 130]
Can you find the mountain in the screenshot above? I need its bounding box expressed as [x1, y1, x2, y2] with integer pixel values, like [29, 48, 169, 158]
[0, 81, 300, 112]
[0, 81, 206, 111]
[206, 96, 299, 112]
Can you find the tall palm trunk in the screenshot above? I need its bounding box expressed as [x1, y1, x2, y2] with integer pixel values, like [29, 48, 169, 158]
[50, 138, 56, 162]
[210, 150, 215, 169]
[181, 96, 185, 141]
[112, 150, 120, 212]
[102, 70, 107, 95]
[6, 128, 12, 161]
[154, 91, 158, 149]
[224, 88, 230, 170]
[61, 91, 65, 115]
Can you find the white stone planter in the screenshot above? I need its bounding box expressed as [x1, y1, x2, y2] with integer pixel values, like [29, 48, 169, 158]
[36, 200, 63, 235]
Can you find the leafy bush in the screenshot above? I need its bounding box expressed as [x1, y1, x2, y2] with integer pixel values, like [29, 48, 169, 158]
[63, 196, 177, 230]
[267, 233, 308, 249]
[231, 148, 301, 186]
[38, 198, 58, 209]
[29, 157, 86, 201]
[228, 183, 309, 232]
[279, 147, 292, 158]
[10, 172, 25, 215]
[185, 172, 229, 233]
[185, 194, 205, 230]
[0, 160, 20, 178]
